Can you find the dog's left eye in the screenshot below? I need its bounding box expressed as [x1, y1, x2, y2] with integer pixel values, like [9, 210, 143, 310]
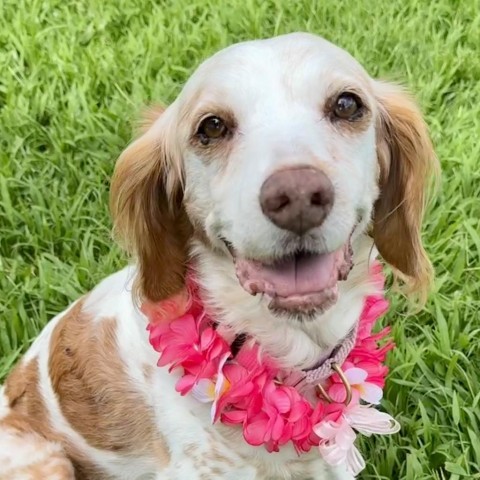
[197, 116, 228, 145]
[333, 93, 363, 120]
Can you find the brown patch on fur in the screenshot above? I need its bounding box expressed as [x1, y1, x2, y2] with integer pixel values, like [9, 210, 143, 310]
[0, 415, 75, 480]
[48, 300, 171, 468]
[110, 106, 193, 302]
[14, 459, 74, 480]
[373, 81, 439, 304]
[2, 358, 94, 479]
[4, 359, 48, 432]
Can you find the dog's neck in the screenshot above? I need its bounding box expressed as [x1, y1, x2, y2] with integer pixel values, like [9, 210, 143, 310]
[191, 234, 381, 371]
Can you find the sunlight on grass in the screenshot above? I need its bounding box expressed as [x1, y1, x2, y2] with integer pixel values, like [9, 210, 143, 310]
[0, 1, 479, 478]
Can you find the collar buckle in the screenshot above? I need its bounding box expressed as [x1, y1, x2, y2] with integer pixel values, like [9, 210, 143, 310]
[316, 363, 352, 406]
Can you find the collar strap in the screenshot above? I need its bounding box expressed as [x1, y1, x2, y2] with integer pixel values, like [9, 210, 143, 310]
[230, 320, 359, 387]
[303, 321, 359, 384]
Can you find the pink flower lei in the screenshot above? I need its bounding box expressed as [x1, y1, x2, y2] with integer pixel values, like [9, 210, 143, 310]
[142, 262, 400, 476]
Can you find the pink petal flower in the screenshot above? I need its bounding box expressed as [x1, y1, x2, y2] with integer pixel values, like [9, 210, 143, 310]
[355, 361, 385, 380]
[289, 400, 310, 422]
[244, 417, 269, 446]
[327, 383, 361, 405]
[357, 296, 389, 339]
[199, 328, 216, 349]
[175, 374, 196, 395]
[291, 416, 309, 438]
[169, 314, 197, 337]
[157, 345, 188, 367]
[221, 410, 247, 424]
[271, 415, 285, 441]
[269, 388, 291, 413]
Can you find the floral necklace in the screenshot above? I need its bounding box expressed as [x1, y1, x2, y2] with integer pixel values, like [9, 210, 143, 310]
[142, 262, 400, 476]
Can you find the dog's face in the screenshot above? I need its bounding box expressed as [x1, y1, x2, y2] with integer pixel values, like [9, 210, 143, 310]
[111, 33, 437, 321]
[179, 35, 379, 315]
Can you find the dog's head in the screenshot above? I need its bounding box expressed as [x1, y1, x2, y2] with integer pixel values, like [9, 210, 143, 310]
[111, 33, 437, 320]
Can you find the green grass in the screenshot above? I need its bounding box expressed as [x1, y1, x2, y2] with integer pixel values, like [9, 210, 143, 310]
[1, 0, 479, 478]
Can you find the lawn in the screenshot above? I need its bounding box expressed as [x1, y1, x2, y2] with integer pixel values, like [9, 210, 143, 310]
[1, 0, 479, 478]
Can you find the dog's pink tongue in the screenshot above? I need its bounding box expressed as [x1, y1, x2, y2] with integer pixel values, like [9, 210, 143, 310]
[235, 251, 340, 298]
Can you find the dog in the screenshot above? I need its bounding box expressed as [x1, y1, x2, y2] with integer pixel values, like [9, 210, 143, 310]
[0, 33, 438, 479]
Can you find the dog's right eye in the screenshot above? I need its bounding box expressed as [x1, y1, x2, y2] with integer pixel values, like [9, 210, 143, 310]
[197, 116, 228, 145]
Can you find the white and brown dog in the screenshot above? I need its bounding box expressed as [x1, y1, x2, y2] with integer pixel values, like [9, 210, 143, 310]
[0, 33, 438, 479]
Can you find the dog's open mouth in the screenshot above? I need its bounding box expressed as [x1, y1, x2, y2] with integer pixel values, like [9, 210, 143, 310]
[233, 243, 353, 314]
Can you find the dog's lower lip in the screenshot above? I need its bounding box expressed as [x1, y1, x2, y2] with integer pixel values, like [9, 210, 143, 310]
[267, 285, 339, 315]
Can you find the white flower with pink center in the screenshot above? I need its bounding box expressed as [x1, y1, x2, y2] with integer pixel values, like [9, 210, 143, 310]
[328, 367, 384, 405]
[191, 352, 231, 422]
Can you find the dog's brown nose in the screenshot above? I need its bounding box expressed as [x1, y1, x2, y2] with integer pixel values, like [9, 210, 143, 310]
[260, 166, 334, 235]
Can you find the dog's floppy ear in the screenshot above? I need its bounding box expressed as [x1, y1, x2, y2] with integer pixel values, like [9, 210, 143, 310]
[110, 105, 192, 301]
[373, 82, 439, 304]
